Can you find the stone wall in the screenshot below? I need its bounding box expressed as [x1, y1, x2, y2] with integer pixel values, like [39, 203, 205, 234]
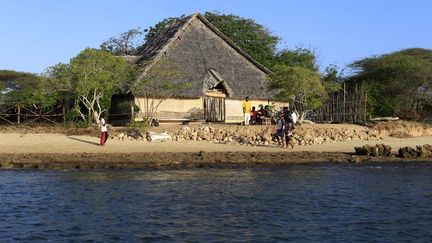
[166, 125, 381, 146]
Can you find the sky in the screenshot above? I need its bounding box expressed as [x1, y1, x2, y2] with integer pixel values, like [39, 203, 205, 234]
[1, 0, 432, 74]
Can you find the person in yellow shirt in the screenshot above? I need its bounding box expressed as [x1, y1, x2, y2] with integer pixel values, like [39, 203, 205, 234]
[242, 96, 251, 125]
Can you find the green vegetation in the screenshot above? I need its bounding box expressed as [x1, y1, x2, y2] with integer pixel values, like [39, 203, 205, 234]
[0, 70, 42, 105]
[203, 12, 279, 68]
[44, 48, 133, 126]
[268, 65, 326, 120]
[139, 12, 341, 121]
[268, 48, 341, 121]
[347, 48, 432, 119]
[2, 13, 431, 126]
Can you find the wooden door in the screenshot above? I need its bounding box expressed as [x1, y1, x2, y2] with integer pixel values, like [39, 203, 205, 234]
[204, 96, 225, 122]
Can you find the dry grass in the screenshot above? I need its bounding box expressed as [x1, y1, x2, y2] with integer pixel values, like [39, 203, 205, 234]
[372, 121, 432, 138]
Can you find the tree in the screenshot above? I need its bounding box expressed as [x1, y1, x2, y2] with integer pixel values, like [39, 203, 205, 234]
[322, 64, 342, 94]
[51, 48, 129, 125]
[144, 16, 183, 42]
[40, 63, 75, 104]
[130, 59, 190, 126]
[101, 28, 144, 56]
[0, 70, 42, 105]
[274, 48, 319, 71]
[348, 48, 432, 118]
[268, 65, 326, 121]
[203, 12, 279, 68]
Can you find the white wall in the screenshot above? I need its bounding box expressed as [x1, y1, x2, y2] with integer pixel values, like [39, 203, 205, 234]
[134, 97, 287, 122]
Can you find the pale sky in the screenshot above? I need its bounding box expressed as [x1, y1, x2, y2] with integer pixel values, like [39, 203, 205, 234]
[1, 0, 431, 73]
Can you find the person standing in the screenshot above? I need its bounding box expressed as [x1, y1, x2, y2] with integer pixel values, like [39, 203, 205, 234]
[283, 109, 295, 148]
[276, 112, 285, 147]
[99, 115, 108, 146]
[242, 96, 251, 125]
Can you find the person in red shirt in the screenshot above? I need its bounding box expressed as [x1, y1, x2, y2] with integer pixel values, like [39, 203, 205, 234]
[250, 106, 258, 125]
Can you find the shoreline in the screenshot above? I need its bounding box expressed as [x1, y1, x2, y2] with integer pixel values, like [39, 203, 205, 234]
[0, 125, 431, 170]
[1, 151, 431, 170]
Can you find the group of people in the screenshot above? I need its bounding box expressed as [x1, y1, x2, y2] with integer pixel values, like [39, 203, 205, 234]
[276, 107, 297, 148]
[99, 97, 297, 148]
[242, 97, 274, 125]
[243, 97, 297, 148]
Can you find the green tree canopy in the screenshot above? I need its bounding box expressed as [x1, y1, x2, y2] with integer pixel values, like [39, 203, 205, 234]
[274, 48, 319, 71]
[0, 70, 39, 90]
[268, 65, 326, 120]
[347, 48, 432, 118]
[42, 48, 133, 125]
[0, 70, 43, 105]
[203, 12, 279, 68]
[144, 16, 184, 42]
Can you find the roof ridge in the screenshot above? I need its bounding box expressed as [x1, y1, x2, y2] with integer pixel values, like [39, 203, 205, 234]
[194, 13, 271, 74]
[138, 13, 271, 74]
[138, 14, 196, 74]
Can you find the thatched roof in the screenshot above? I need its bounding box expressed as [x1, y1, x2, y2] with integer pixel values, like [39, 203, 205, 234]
[135, 13, 274, 99]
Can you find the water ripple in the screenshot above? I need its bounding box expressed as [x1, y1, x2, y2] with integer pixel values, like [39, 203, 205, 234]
[0, 166, 432, 241]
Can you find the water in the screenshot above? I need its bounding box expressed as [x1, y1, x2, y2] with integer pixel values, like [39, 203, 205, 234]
[1, 165, 432, 242]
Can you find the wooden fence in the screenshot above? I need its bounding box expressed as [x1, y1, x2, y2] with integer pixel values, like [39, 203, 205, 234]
[0, 103, 65, 125]
[310, 84, 368, 123]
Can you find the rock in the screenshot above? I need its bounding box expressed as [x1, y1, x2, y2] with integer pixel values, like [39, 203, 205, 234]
[376, 144, 392, 156]
[127, 128, 144, 139]
[417, 144, 432, 158]
[398, 146, 418, 158]
[398, 145, 432, 158]
[354, 145, 372, 155]
[354, 144, 392, 156]
[349, 155, 361, 163]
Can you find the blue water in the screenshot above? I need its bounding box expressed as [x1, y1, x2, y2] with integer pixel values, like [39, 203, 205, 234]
[1, 165, 432, 242]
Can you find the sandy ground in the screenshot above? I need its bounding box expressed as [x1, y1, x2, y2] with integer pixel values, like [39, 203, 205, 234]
[0, 132, 431, 154]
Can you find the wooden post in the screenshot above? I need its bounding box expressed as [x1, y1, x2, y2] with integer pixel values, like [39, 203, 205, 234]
[130, 100, 135, 122]
[354, 84, 358, 123]
[62, 101, 66, 124]
[343, 82, 346, 123]
[17, 103, 20, 125]
[364, 93, 368, 122]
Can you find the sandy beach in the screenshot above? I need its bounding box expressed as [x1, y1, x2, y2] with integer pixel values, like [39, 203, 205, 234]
[0, 132, 431, 154]
[0, 130, 431, 169]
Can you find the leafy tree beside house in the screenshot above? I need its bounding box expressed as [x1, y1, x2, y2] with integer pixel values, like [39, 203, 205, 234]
[43, 48, 133, 126]
[268, 48, 341, 121]
[268, 64, 326, 121]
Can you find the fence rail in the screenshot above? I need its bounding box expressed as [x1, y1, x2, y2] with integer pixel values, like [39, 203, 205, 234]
[0, 103, 65, 125]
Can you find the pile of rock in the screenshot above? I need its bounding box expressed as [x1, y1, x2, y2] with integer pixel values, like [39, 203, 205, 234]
[108, 124, 385, 147]
[111, 128, 146, 141]
[354, 144, 392, 156]
[168, 125, 382, 147]
[169, 126, 274, 146]
[398, 145, 432, 158]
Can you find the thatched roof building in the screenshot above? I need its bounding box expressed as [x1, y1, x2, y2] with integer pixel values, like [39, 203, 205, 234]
[134, 13, 273, 100]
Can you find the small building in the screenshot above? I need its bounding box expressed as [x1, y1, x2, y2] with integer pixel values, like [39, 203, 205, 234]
[131, 13, 283, 123]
